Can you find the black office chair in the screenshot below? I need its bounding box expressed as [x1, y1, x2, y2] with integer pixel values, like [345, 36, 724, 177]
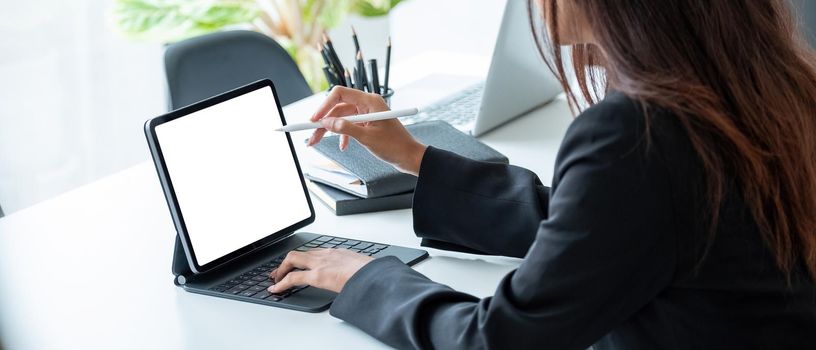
[164, 30, 312, 110]
[0, 203, 4, 218]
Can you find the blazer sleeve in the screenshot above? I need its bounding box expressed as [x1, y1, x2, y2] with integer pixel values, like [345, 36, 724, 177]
[330, 97, 677, 350]
[412, 146, 550, 258]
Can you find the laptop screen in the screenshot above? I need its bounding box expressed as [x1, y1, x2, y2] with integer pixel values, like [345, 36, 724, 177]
[154, 85, 311, 266]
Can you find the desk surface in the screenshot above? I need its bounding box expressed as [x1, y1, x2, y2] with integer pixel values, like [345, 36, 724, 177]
[0, 67, 575, 349]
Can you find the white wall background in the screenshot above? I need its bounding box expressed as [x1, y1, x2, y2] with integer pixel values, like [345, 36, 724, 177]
[0, 0, 812, 216]
[0, 0, 505, 215]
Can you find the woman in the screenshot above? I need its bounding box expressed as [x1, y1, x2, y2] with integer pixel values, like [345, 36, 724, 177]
[268, 0, 816, 348]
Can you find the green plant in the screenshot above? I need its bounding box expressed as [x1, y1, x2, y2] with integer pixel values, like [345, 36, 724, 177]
[112, 0, 260, 43]
[111, 0, 406, 91]
[350, 0, 404, 16]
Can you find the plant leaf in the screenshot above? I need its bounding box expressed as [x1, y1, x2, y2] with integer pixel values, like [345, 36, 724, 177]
[111, 0, 260, 42]
[349, 0, 405, 17]
[314, 0, 353, 29]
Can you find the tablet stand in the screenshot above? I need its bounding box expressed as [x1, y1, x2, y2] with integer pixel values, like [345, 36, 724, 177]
[171, 235, 192, 285]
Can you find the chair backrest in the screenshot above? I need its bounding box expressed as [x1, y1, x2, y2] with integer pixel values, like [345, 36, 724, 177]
[164, 30, 312, 110]
[0, 203, 4, 218]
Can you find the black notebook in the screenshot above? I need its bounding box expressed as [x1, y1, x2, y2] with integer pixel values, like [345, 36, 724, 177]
[307, 121, 509, 198]
[307, 180, 413, 215]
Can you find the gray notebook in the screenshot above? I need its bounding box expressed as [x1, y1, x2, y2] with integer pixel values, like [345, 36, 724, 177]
[309, 120, 509, 198]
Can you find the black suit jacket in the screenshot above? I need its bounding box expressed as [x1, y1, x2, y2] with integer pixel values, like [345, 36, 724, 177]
[329, 92, 816, 349]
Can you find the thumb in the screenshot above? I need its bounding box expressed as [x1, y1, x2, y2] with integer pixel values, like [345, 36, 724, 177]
[321, 117, 365, 140]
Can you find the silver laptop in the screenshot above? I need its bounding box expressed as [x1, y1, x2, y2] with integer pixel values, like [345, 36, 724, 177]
[402, 0, 562, 137]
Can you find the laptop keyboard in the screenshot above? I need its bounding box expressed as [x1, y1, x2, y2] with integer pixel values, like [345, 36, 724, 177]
[208, 235, 389, 302]
[401, 82, 485, 132]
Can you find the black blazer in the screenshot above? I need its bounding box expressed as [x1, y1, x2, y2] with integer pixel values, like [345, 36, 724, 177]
[329, 92, 816, 349]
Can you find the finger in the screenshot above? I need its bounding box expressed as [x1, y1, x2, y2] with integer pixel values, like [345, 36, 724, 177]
[311, 87, 374, 121]
[308, 103, 357, 146]
[307, 128, 328, 147]
[270, 251, 310, 282]
[325, 103, 358, 119]
[321, 117, 366, 140]
[339, 135, 349, 151]
[268, 271, 311, 293]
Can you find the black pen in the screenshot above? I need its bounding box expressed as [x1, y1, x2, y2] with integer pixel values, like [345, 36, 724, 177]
[369, 59, 380, 95]
[383, 36, 391, 93]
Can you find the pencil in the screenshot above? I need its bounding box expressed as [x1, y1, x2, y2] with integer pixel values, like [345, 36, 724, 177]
[322, 32, 346, 86]
[357, 51, 369, 92]
[369, 59, 380, 95]
[275, 108, 420, 132]
[318, 43, 332, 68]
[322, 65, 336, 86]
[383, 36, 391, 93]
[344, 68, 353, 88]
[352, 67, 362, 90]
[351, 25, 361, 54]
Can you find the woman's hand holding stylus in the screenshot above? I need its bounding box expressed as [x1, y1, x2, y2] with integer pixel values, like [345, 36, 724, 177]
[307, 86, 427, 176]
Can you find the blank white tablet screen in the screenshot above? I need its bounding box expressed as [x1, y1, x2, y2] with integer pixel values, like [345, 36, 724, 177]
[155, 86, 310, 266]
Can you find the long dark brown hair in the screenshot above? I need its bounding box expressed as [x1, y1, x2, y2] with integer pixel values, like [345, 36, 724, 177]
[529, 0, 816, 280]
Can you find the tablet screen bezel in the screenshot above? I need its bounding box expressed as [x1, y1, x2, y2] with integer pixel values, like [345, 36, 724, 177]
[144, 79, 315, 274]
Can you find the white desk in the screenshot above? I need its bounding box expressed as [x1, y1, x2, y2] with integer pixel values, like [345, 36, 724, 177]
[0, 67, 574, 349]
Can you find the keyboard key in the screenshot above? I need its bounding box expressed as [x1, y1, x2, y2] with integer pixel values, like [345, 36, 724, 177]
[305, 243, 319, 248]
[226, 285, 250, 294]
[245, 271, 259, 276]
[252, 291, 272, 299]
[240, 290, 258, 297]
[266, 295, 283, 302]
[251, 275, 268, 282]
[319, 243, 336, 248]
[314, 236, 331, 242]
[241, 279, 259, 286]
[257, 281, 273, 288]
[247, 285, 266, 292]
[372, 244, 387, 250]
[354, 242, 373, 250]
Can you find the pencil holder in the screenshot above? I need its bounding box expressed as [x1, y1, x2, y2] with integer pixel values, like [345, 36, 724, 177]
[379, 87, 395, 107]
[327, 85, 395, 107]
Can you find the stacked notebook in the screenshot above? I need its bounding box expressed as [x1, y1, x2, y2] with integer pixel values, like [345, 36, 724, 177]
[305, 120, 508, 215]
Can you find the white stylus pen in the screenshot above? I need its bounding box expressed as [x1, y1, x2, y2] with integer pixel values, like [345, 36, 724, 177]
[274, 108, 419, 132]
